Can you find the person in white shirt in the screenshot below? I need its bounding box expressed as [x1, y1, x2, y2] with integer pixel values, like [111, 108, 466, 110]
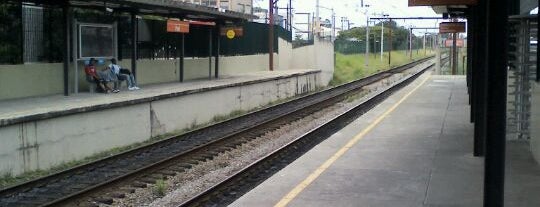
[108, 58, 140, 91]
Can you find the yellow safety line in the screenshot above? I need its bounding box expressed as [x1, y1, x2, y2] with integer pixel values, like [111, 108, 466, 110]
[274, 74, 432, 207]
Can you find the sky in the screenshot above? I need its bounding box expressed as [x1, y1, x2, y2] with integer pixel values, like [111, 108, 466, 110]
[253, 0, 442, 35]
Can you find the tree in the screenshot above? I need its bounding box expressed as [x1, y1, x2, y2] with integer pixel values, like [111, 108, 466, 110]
[337, 20, 423, 51]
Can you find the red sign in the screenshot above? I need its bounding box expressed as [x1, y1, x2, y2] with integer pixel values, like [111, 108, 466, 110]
[167, 20, 189, 33]
[439, 22, 466, 33]
[445, 39, 465, 47]
[409, 0, 478, 6]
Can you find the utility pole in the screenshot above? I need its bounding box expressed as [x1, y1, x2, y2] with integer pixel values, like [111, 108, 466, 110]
[331, 8, 335, 41]
[363, 4, 370, 67]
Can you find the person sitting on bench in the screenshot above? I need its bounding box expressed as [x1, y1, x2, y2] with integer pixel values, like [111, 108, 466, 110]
[85, 58, 112, 93]
[108, 58, 140, 90]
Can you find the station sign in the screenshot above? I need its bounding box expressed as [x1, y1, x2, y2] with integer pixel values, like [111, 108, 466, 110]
[409, 0, 478, 6]
[167, 20, 189, 33]
[445, 39, 465, 47]
[220, 27, 244, 39]
[439, 22, 466, 33]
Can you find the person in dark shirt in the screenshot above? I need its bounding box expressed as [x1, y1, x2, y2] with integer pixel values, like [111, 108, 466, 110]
[85, 58, 112, 93]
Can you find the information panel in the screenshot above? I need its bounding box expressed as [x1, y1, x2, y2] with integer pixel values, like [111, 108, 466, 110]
[439, 22, 466, 33]
[409, 0, 478, 6]
[79, 24, 114, 58]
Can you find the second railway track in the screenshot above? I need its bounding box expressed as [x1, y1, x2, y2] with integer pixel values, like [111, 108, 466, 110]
[0, 57, 435, 207]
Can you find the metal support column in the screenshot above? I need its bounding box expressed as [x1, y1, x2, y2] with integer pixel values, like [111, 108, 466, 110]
[467, 18, 474, 99]
[131, 12, 138, 79]
[484, 0, 509, 205]
[180, 33, 184, 82]
[269, 0, 275, 71]
[452, 32, 458, 75]
[365, 16, 370, 67]
[208, 28, 213, 79]
[473, 3, 487, 157]
[215, 25, 220, 79]
[62, 3, 70, 96]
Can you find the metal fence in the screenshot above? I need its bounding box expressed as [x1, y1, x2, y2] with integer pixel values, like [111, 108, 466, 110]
[0, 3, 293, 64]
[334, 38, 424, 54]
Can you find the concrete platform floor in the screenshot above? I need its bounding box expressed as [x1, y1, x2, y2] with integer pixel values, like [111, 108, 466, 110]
[231, 73, 540, 207]
[0, 69, 317, 126]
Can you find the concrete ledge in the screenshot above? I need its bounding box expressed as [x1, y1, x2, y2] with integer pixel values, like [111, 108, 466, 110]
[0, 70, 320, 127]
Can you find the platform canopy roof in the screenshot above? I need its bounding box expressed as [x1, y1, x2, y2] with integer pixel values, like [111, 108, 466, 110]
[20, 0, 256, 22]
[430, 0, 537, 16]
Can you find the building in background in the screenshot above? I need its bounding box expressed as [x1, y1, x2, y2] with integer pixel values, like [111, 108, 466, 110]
[178, 0, 253, 14]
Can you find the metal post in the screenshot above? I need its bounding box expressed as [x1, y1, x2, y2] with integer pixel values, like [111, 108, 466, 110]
[269, 0, 274, 71]
[374, 34, 377, 57]
[72, 18, 78, 94]
[381, 20, 384, 60]
[63, 4, 70, 96]
[423, 32, 426, 56]
[289, 0, 292, 32]
[388, 25, 392, 65]
[409, 28, 413, 60]
[180, 33, 184, 82]
[208, 28, 212, 79]
[365, 15, 369, 67]
[215, 26, 220, 79]
[483, 0, 509, 205]
[452, 32, 458, 75]
[131, 12, 138, 79]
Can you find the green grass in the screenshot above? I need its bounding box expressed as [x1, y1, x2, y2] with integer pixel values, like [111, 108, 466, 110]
[331, 49, 435, 85]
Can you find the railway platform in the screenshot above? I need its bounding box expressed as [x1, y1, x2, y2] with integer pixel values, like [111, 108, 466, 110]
[231, 73, 540, 207]
[0, 69, 322, 176]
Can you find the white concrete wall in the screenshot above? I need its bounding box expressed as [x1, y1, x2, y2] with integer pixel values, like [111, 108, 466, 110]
[290, 37, 335, 86]
[531, 82, 540, 164]
[0, 63, 64, 100]
[0, 72, 320, 176]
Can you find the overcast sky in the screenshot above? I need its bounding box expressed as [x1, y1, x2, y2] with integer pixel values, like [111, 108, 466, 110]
[254, 0, 442, 34]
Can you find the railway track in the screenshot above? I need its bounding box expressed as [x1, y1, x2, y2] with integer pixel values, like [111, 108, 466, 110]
[179, 60, 434, 207]
[0, 57, 434, 207]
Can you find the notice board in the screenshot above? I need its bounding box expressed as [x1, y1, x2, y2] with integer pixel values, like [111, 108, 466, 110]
[79, 24, 114, 58]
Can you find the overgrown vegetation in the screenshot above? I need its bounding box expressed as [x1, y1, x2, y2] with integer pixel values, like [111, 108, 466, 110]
[331, 49, 434, 85]
[153, 179, 168, 197]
